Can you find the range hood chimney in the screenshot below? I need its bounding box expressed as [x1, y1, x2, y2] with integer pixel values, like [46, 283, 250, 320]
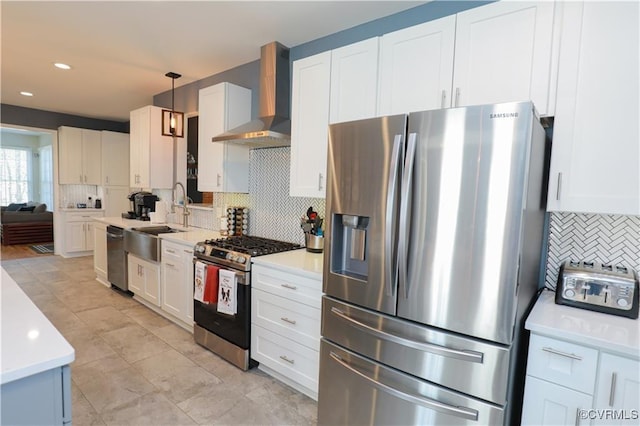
[212, 42, 291, 148]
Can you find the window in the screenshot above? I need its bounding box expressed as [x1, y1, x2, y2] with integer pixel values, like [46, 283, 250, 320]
[39, 145, 53, 210]
[0, 147, 32, 205]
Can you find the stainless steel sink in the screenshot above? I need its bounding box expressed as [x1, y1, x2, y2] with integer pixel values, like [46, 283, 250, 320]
[131, 226, 185, 236]
[124, 226, 185, 262]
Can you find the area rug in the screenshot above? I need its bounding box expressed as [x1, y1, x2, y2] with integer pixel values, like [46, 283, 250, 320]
[30, 243, 54, 254]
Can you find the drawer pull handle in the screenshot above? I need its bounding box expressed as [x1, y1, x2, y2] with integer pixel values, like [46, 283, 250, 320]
[542, 346, 582, 361]
[279, 355, 295, 364]
[281, 283, 297, 290]
[166, 263, 175, 268]
[608, 372, 617, 406]
[280, 317, 297, 325]
[166, 249, 176, 254]
[184, 250, 193, 254]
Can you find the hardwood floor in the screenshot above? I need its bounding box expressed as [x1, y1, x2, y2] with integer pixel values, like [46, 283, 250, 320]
[0, 242, 55, 260]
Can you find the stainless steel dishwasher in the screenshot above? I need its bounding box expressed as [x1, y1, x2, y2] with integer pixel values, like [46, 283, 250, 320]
[106, 225, 128, 291]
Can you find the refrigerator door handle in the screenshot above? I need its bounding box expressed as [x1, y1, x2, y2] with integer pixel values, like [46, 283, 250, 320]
[330, 307, 484, 364]
[329, 351, 479, 421]
[385, 134, 403, 296]
[398, 132, 417, 299]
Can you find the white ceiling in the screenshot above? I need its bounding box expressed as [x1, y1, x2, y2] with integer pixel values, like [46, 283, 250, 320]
[1, 1, 423, 122]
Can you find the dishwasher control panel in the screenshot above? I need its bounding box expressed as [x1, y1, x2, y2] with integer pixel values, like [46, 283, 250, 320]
[556, 260, 638, 319]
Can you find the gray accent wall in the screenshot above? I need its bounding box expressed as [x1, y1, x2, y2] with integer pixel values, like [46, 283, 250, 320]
[290, 1, 491, 61]
[152, 1, 491, 119]
[153, 60, 261, 119]
[0, 104, 128, 132]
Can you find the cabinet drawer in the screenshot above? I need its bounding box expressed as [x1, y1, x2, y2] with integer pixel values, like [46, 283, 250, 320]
[252, 288, 321, 351]
[527, 334, 598, 394]
[64, 211, 104, 222]
[252, 265, 322, 309]
[251, 325, 319, 394]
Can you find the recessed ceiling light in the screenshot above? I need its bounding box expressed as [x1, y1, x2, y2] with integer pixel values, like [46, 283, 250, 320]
[54, 62, 71, 70]
[20, 91, 34, 97]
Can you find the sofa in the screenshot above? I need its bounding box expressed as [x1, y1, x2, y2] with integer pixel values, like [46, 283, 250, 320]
[1, 203, 54, 245]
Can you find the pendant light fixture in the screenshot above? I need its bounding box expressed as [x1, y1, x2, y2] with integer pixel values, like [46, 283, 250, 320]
[162, 71, 184, 137]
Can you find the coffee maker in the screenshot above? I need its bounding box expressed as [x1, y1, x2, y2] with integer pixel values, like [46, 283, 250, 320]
[123, 191, 159, 220]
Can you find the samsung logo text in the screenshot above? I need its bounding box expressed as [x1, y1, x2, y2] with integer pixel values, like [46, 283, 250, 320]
[490, 112, 519, 119]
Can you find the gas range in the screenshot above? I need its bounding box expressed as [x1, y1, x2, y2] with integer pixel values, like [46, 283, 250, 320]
[194, 235, 301, 271]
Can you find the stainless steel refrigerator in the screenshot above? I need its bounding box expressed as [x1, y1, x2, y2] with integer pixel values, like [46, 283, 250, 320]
[318, 101, 547, 425]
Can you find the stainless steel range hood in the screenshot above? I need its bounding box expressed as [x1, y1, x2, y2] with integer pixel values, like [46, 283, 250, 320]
[212, 42, 291, 148]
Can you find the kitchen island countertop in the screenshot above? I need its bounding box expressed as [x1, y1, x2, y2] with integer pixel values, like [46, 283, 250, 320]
[252, 248, 324, 280]
[1, 268, 75, 385]
[526, 289, 640, 359]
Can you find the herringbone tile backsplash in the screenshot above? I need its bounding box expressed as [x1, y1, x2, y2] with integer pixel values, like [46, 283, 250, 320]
[247, 147, 325, 245]
[545, 212, 640, 289]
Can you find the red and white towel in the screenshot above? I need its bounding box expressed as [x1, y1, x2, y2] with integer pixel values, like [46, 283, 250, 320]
[194, 262, 220, 304]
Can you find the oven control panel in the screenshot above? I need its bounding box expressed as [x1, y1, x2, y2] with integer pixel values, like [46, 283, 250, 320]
[555, 261, 639, 319]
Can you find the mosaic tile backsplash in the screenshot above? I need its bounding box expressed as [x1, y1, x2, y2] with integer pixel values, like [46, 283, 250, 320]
[247, 147, 325, 245]
[164, 147, 324, 245]
[545, 212, 640, 289]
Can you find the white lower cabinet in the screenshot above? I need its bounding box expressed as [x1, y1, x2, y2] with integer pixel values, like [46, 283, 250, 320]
[93, 221, 108, 286]
[593, 354, 640, 426]
[160, 240, 194, 329]
[251, 264, 322, 400]
[60, 210, 104, 257]
[127, 254, 160, 307]
[522, 376, 593, 426]
[523, 333, 640, 426]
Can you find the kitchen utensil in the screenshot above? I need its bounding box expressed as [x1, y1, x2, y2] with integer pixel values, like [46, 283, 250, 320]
[94, 199, 102, 209]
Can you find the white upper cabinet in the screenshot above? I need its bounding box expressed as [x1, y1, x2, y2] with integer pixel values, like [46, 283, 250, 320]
[197, 82, 252, 193]
[452, 1, 557, 116]
[547, 1, 639, 216]
[329, 37, 379, 124]
[290, 51, 332, 198]
[58, 126, 102, 185]
[129, 105, 173, 189]
[101, 130, 129, 186]
[378, 16, 456, 115]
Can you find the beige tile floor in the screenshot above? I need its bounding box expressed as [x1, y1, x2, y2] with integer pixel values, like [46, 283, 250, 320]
[2, 255, 318, 425]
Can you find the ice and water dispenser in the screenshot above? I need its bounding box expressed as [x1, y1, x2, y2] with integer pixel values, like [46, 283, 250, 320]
[329, 214, 369, 281]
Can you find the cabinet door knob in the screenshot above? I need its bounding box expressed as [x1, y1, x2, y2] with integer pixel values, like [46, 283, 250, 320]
[318, 173, 324, 191]
[441, 89, 447, 108]
[455, 87, 461, 107]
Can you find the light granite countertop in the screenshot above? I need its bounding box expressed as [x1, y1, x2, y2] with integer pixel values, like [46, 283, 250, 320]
[1, 268, 75, 385]
[526, 289, 640, 359]
[251, 248, 324, 281]
[94, 217, 221, 247]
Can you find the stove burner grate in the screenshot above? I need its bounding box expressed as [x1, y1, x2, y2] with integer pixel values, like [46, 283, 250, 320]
[203, 235, 301, 256]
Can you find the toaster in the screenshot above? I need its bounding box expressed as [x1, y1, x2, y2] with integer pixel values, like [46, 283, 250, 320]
[556, 260, 639, 319]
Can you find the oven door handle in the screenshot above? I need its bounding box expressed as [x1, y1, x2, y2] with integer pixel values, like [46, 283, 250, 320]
[193, 258, 249, 286]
